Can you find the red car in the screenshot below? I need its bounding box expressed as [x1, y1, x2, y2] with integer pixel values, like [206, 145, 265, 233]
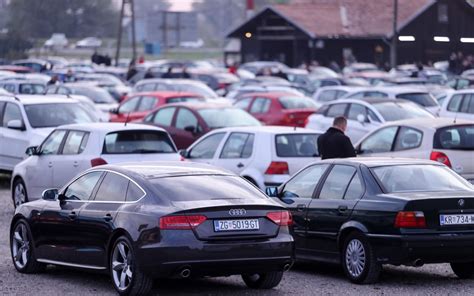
[233, 92, 317, 127]
[109, 91, 204, 122]
[142, 102, 261, 149]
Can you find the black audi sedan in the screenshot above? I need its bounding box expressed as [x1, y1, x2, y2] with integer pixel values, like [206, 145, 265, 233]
[10, 162, 294, 295]
[266, 158, 474, 284]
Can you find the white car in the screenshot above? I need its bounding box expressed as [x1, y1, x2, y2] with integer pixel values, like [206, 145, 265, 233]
[438, 89, 474, 121]
[305, 98, 435, 143]
[11, 123, 180, 206]
[0, 95, 96, 172]
[76, 37, 102, 48]
[44, 33, 68, 48]
[312, 85, 363, 108]
[342, 86, 440, 115]
[180, 126, 323, 190]
[0, 79, 46, 94]
[354, 118, 474, 183]
[133, 79, 218, 99]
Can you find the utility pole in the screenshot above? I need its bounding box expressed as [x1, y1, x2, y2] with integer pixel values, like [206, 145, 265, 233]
[130, 0, 136, 62]
[115, 0, 137, 66]
[390, 0, 398, 68]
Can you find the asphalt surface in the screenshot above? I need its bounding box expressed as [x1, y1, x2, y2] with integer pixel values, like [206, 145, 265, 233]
[1, 176, 474, 295]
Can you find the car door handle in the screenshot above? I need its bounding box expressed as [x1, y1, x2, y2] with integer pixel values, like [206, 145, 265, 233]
[338, 206, 348, 214]
[73, 161, 79, 167]
[68, 211, 77, 219]
[48, 162, 53, 168]
[296, 204, 306, 212]
[104, 213, 113, 221]
[237, 162, 244, 168]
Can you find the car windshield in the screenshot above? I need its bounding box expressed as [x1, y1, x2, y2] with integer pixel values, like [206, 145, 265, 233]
[278, 96, 317, 109]
[373, 102, 434, 121]
[24, 103, 95, 128]
[167, 96, 203, 103]
[433, 125, 474, 151]
[275, 134, 320, 157]
[372, 165, 473, 193]
[72, 86, 116, 104]
[198, 108, 261, 128]
[19, 83, 45, 94]
[174, 83, 217, 98]
[396, 93, 438, 107]
[104, 130, 176, 154]
[150, 175, 267, 202]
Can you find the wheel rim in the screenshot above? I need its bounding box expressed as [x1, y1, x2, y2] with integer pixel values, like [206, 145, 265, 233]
[14, 183, 26, 207]
[12, 223, 30, 269]
[345, 238, 366, 278]
[112, 241, 133, 291]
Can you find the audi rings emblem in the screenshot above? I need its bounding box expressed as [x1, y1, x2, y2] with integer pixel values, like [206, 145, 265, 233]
[229, 209, 246, 216]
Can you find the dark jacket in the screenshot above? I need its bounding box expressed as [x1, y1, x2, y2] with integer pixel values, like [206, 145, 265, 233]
[317, 127, 356, 160]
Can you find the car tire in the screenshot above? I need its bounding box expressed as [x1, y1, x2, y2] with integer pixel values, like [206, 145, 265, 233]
[451, 262, 474, 279]
[242, 271, 284, 289]
[110, 236, 153, 296]
[342, 232, 381, 284]
[10, 219, 45, 273]
[12, 178, 28, 208]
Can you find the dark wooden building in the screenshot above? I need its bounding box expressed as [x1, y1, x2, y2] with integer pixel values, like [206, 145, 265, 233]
[226, 0, 474, 67]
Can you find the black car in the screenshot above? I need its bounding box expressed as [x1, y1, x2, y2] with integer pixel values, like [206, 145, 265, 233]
[10, 162, 293, 295]
[266, 158, 474, 284]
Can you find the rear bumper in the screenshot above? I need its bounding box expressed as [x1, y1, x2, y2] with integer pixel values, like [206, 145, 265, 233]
[368, 233, 474, 265]
[136, 231, 294, 278]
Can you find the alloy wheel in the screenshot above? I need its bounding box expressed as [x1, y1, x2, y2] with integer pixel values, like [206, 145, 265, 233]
[112, 241, 133, 291]
[345, 238, 366, 278]
[14, 183, 26, 207]
[12, 223, 30, 269]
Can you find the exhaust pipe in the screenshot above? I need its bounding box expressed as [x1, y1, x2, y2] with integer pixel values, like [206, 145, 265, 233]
[180, 268, 191, 278]
[411, 259, 424, 267]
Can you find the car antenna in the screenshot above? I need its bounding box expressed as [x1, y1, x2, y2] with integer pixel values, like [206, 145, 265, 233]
[125, 112, 131, 126]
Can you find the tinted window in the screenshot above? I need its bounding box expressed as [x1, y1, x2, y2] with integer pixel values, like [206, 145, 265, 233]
[119, 97, 140, 113]
[40, 130, 66, 155]
[24, 103, 94, 128]
[234, 98, 253, 110]
[104, 130, 175, 154]
[19, 84, 45, 95]
[360, 126, 398, 153]
[326, 103, 347, 117]
[348, 103, 367, 121]
[447, 94, 463, 112]
[153, 107, 175, 126]
[394, 127, 423, 151]
[220, 133, 254, 159]
[373, 102, 433, 122]
[64, 171, 102, 200]
[166, 96, 202, 104]
[189, 132, 225, 159]
[319, 165, 357, 200]
[62, 131, 89, 154]
[198, 108, 261, 128]
[94, 172, 129, 202]
[344, 173, 363, 200]
[175, 108, 198, 130]
[137, 96, 157, 111]
[433, 125, 474, 150]
[250, 98, 271, 113]
[278, 96, 316, 109]
[275, 134, 319, 157]
[126, 182, 144, 202]
[396, 93, 438, 107]
[365, 91, 388, 98]
[282, 164, 329, 198]
[2, 103, 22, 127]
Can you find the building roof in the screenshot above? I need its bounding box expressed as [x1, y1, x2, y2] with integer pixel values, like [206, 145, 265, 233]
[228, 0, 435, 39]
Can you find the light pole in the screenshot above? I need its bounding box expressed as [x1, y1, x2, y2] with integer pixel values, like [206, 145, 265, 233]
[390, 0, 398, 68]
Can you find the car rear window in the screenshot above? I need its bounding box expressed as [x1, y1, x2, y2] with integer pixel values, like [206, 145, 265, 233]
[103, 130, 176, 154]
[275, 134, 320, 157]
[150, 175, 267, 202]
[278, 96, 316, 109]
[373, 102, 433, 121]
[24, 103, 95, 128]
[396, 93, 438, 107]
[433, 125, 474, 150]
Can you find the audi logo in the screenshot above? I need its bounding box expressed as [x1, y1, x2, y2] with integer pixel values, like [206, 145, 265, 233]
[458, 199, 465, 207]
[229, 209, 246, 216]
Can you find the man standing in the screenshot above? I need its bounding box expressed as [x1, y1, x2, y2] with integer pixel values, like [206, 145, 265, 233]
[317, 116, 356, 159]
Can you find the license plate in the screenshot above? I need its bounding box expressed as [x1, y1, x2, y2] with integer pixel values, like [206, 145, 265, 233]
[213, 219, 259, 232]
[440, 214, 474, 225]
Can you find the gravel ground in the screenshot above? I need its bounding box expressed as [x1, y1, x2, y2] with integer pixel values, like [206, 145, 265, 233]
[1, 176, 473, 295]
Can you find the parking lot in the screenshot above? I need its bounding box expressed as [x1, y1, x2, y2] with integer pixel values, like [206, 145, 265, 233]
[0, 179, 473, 296]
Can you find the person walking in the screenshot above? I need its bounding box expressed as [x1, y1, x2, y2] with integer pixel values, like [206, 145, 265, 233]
[317, 116, 356, 160]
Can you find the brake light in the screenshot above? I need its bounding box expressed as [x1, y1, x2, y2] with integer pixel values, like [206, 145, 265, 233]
[394, 211, 426, 228]
[304, 117, 309, 127]
[159, 215, 207, 230]
[430, 151, 452, 168]
[91, 157, 107, 167]
[265, 161, 289, 175]
[266, 211, 293, 226]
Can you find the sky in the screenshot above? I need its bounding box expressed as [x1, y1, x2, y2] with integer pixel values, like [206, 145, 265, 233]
[169, 0, 195, 12]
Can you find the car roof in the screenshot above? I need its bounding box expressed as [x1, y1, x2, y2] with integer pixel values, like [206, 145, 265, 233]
[129, 91, 203, 98]
[318, 157, 443, 168]
[208, 125, 325, 134]
[98, 161, 233, 179]
[453, 89, 474, 95]
[326, 97, 400, 105]
[135, 78, 203, 85]
[377, 117, 473, 129]
[240, 91, 303, 98]
[57, 122, 167, 133]
[0, 94, 79, 105]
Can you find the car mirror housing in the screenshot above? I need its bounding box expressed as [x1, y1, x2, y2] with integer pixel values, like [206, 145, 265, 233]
[178, 149, 188, 158]
[42, 188, 58, 201]
[25, 146, 40, 156]
[7, 120, 25, 131]
[184, 125, 196, 133]
[265, 187, 279, 198]
[356, 114, 366, 124]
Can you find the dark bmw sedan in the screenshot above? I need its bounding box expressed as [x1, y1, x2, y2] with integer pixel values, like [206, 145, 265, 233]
[10, 162, 293, 295]
[266, 158, 474, 284]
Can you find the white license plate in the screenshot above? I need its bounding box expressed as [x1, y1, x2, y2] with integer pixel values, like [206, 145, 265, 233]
[440, 214, 474, 225]
[214, 219, 259, 232]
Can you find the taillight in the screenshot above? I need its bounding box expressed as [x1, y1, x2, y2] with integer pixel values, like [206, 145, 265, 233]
[180, 155, 185, 161]
[430, 151, 452, 168]
[91, 157, 107, 167]
[304, 117, 309, 127]
[265, 161, 289, 175]
[266, 211, 293, 226]
[394, 211, 426, 228]
[159, 215, 207, 230]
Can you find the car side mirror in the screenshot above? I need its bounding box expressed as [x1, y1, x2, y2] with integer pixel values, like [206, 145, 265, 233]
[265, 187, 279, 198]
[178, 149, 188, 158]
[184, 125, 196, 133]
[7, 120, 25, 131]
[42, 188, 58, 201]
[110, 108, 119, 114]
[356, 114, 366, 124]
[25, 146, 40, 156]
